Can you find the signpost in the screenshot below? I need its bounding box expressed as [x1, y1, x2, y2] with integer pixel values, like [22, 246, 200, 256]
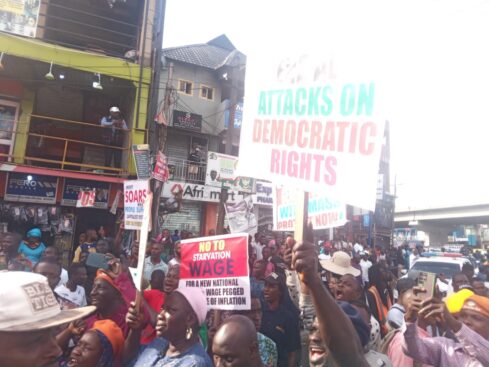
[132, 144, 151, 180]
[178, 233, 251, 310]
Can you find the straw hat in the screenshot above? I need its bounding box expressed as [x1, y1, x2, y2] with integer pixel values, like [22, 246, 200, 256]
[319, 251, 361, 277]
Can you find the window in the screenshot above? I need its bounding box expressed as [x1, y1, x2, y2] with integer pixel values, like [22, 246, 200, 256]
[200, 85, 214, 100]
[178, 80, 193, 95]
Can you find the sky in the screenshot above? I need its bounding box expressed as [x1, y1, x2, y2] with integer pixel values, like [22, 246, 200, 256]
[163, 0, 489, 212]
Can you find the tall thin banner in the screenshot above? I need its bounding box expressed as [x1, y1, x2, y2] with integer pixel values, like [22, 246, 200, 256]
[273, 186, 347, 231]
[236, 54, 385, 210]
[124, 180, 150, 230]
[179, 233, 250, 310]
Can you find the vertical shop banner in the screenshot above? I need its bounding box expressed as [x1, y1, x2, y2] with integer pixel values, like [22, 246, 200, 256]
[76, 189, 96, 208]
[225, 195, 257, 234]
[0, 0, 40, 38]
[124, 180, 150, 230]
[179, 234, 250, 310]
[236, 54, 385, 211]
[273, 186, 347, 231]
[61, 179, 110, 209]
[206, 151, 255, 193]
[5, 173, 58, 204]
[152, 151, 169, 182]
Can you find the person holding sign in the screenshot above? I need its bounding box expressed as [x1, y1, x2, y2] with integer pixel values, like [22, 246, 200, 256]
[124, 287, 212, 367]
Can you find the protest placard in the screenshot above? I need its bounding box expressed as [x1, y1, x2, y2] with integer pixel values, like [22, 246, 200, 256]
[225, 195, 257, 234]
[274, 185, 347, 231]
[179, 233, 251, 310]
[124, 180, 150, 230]
[134, 193, 152, 292]
[236, 53, 385, 211]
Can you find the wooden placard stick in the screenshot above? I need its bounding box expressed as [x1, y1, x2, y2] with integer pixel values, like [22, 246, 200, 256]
[294, 191, 314, 293]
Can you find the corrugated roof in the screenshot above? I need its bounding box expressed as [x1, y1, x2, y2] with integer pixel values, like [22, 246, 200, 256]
[162, 35, 244, 70]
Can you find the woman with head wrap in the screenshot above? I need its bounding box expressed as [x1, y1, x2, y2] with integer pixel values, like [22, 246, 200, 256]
[124, 287, 213, 367]
[62, 319, 124, 367]
[85, 256, 136, 338]
[18, 227, 46, 264]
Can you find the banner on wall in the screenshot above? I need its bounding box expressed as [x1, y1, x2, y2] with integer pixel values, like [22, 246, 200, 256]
[273, 186, 347, 231]
[225, 195, 257, 234]
[0, 0, 40, 38]
[179, 233, 250, 310]
[236, 53, 385, 211]
[61, 179, 110, 209]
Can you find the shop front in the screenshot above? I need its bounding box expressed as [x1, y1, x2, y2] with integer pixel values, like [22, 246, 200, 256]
[0, 170, 123, 267]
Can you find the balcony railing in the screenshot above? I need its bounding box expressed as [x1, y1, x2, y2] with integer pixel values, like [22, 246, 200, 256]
[167, 157, 207, 184]
[0, 114, 131, 176]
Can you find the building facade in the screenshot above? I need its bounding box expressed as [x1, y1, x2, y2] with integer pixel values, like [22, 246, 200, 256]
[158, 35, 246, 235]
[0, 0, 162, 264]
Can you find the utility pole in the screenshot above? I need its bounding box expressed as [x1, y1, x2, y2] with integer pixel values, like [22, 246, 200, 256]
[216, 63, 239, 235]
[151, 62, 173, 235]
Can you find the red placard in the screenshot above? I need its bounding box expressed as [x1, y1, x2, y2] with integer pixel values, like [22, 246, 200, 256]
[76, 189, 96, 208]
[179, 233, 250, 310]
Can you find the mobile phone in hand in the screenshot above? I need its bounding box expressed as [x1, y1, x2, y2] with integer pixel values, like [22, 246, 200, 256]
[417, 271, 436, 301]
[86, 252, 109, 270]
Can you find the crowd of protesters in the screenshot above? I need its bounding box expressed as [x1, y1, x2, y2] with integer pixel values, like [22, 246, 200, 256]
[0, 224, 489, 367]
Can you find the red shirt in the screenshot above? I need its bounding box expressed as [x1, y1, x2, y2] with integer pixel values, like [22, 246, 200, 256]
[141, 289, 165, 344]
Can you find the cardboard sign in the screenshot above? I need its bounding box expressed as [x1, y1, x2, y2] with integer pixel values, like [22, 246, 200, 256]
[76, 189, 96, 208]
[179, 234, 251, 310]
[124, 180, 150, 230]
[274, 186, 347, 231]
[236, 53, 385, 210]
[132, 144, 151, 180]
[134, 194, 152, 291]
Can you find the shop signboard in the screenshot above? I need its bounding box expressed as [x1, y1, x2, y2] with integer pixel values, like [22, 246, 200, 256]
[5, 173, 58, 204]
[172, 110, 202, 132]
[252, 180, 273, 206]
[236, 52, 385, 211]
[0, 0, 40, 38]
[132, 144, 151, 180]
[273, 186, 347, 231]
[61, 179, 110, 209]
[124, 180, 150, 230]
[179, 233, 250, 310]
[161, 180, 244, 204]
[224, 102, 243, 128]
[205, 151, 255, 193]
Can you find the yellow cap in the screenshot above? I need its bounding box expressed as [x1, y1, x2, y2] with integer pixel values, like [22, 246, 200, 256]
[446, 289, 474, 314]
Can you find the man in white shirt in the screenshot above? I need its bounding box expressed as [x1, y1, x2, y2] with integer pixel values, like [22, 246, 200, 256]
[55, 263, 88, 309]
[43, 246, 68, 287]
[143, 241, 168, 281]
[100, 106, 127, 168]
[353, 240, 364, 254]
[359, 252, 372, 286]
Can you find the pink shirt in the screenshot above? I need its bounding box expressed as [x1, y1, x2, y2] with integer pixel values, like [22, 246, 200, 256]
[388, 326, 432, 367]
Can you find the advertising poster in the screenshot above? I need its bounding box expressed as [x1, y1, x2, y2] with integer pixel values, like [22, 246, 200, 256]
[205, 151, 255, 193]
[179, 233, 250, 310]
[61, 179, 109, 209]
[273, 186, 347, 231]
[124, 180, 150, 230]
[0, 0, 40, 38]
[225, 195, 257, 234]
[236, 53, 385, 211]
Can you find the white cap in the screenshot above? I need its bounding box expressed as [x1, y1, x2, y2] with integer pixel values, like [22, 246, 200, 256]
[0, 272, 95, 331]
[109, 106, 120, 113]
